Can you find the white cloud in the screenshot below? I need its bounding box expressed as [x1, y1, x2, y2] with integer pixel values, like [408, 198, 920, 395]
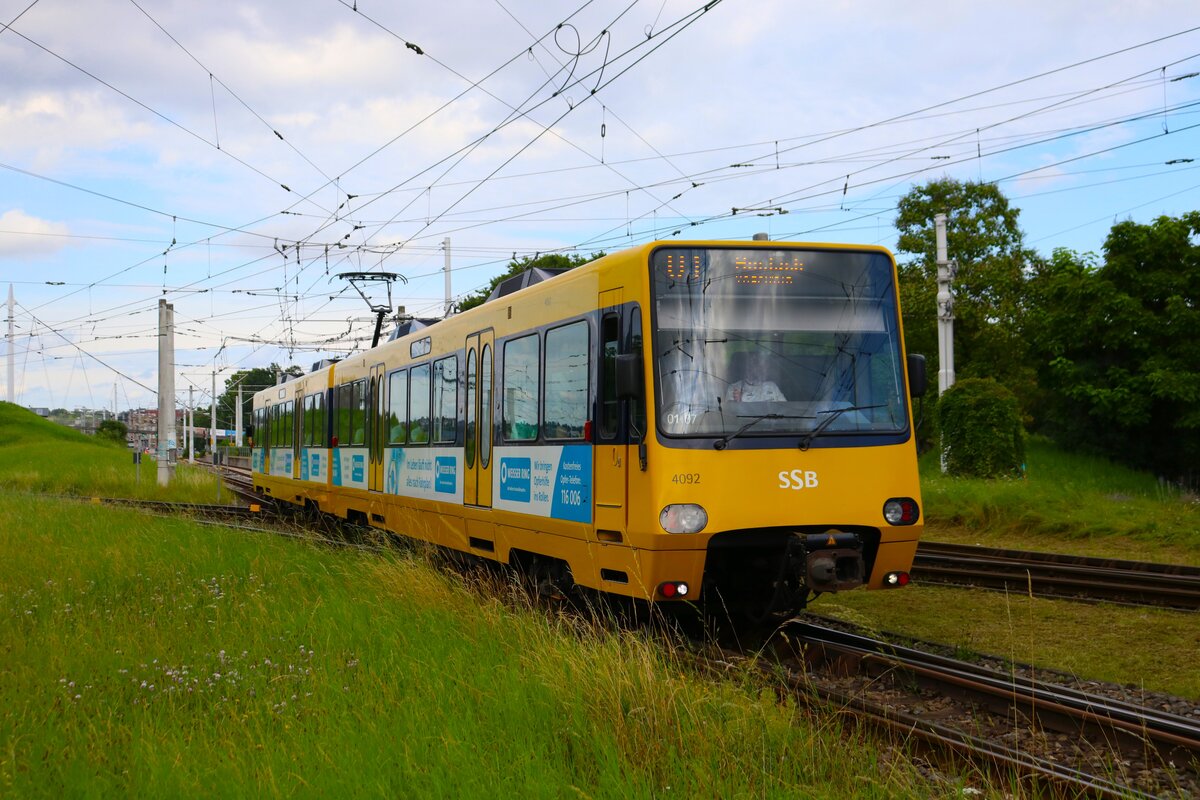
[0, 209, 71, 257]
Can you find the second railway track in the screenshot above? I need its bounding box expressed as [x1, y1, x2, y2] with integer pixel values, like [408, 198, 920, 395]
[912, 540, 1200, 610]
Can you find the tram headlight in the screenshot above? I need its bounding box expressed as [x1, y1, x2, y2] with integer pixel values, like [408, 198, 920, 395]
[659, 504, 708, 534]
[883, 498, 920, 526]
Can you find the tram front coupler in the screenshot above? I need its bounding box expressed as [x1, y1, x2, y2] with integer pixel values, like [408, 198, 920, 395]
[793, 531, 864, 593]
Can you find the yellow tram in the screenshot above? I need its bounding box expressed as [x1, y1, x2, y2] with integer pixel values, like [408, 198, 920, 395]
[252, 239, 926, 614]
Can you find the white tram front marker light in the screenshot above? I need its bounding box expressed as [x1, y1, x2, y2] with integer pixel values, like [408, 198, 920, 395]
[659, 504, 708, 534]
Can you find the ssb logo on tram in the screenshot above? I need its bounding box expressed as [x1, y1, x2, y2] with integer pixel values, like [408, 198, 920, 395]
[778, 469, 819, 490]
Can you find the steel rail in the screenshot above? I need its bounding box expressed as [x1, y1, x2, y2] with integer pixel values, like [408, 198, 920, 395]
[86, 496, 260, 517]
[707, 641, 1160, 800]
[789, 671, 1159, 800]
[791, 621, 1200, 769]
[913, 541, 1200, 610]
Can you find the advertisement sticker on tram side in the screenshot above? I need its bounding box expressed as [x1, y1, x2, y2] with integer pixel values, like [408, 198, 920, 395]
[493, 444, 593, 523]
[301, 449, 327, 482]
[383, 447, 463, 503]
[332, 448, 368, 490]
[270, 448, 293, 477]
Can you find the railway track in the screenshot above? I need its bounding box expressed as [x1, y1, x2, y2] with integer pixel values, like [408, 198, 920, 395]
[207, 463, 261, 504]
[715, 620, 1200, 799]
[913, 541, 1200, 610]
[85, 495, 263, 518]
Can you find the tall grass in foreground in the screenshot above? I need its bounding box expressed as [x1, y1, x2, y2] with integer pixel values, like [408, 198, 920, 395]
[0, 402, 228, 504]
[919, 437, 1199, 553]
[0, 493, 974, 799]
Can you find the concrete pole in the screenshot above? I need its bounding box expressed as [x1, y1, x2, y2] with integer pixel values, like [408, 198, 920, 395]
[210, 371, 217, 458]
[236, 384, 244, 447]
[156, 299, 175, 486]
[188, 385, 194, 463]
[6, 284, 14, 404]
[443, 237, 452, 316]
[934, 213, 955, 396]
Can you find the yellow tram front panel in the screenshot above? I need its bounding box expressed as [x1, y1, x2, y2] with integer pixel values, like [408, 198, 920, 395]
[622, 440, 922, 591]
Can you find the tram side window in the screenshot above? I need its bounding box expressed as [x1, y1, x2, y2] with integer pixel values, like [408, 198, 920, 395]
[279, 401, 293, 447]
[334, 383, 352, 447]
[350, 379, 366, 445]
[409, 364, 431, 444]
[599, 315, 619, 440]
[312, 392, 325, 447]
[432, 356, 458, 444]
[302, 393, 324, 447]
[544, 321, 588, 440]
[387, 370, 408, 444]
[503, 334, 540, 441]
[628, 306, 647, 435]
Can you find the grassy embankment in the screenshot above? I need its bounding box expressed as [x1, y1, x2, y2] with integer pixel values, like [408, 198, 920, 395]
[825, 436, 1200, 699]
[0, 403, 965, 797]
[0, 402, 228, 504]
[920, 437, 1199, 562]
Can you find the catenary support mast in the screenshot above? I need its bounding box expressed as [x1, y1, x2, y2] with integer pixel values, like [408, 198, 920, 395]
[157, 299, 175, 486]
[6, 284, 14, 404]
[935, 213, 956, 395]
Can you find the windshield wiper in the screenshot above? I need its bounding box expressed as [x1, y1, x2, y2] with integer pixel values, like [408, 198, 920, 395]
[797, 404, 884, 451]
[713, 413, 811, 450]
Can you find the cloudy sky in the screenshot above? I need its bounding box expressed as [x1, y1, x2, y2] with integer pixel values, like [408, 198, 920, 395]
[3, 0, 1199, 414]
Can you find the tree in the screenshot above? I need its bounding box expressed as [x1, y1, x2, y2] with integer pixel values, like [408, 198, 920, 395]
[215, 364, 302, 432]
[1028, 214, 1200, 482]
[456, 252, 604, 313]
[95, 418, 128, 446]
[894, 179, 1037, 410]
[937, 378, 1025, 478]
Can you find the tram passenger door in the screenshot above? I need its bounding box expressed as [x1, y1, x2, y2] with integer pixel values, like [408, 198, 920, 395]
[594, 290, 627, 534]
[368, 363, 386, 492]
[464, 330, 494, 508]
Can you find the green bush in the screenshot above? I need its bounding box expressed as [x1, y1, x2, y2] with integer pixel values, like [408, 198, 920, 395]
[95, 419, 128, 446]
[937, 378, 1025, 478]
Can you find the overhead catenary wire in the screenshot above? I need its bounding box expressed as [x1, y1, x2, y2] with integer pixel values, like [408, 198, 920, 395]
[8, 13, 1200, 410]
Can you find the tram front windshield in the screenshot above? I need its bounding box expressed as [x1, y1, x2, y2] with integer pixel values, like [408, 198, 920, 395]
[651, 247, 909, 440]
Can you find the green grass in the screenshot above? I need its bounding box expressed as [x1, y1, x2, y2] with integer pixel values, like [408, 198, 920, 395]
[0, 493, 960, 799]
[0, 402, 228, 504]
[919, 436, 1200, 563]
[822, 584, 1200, 700]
